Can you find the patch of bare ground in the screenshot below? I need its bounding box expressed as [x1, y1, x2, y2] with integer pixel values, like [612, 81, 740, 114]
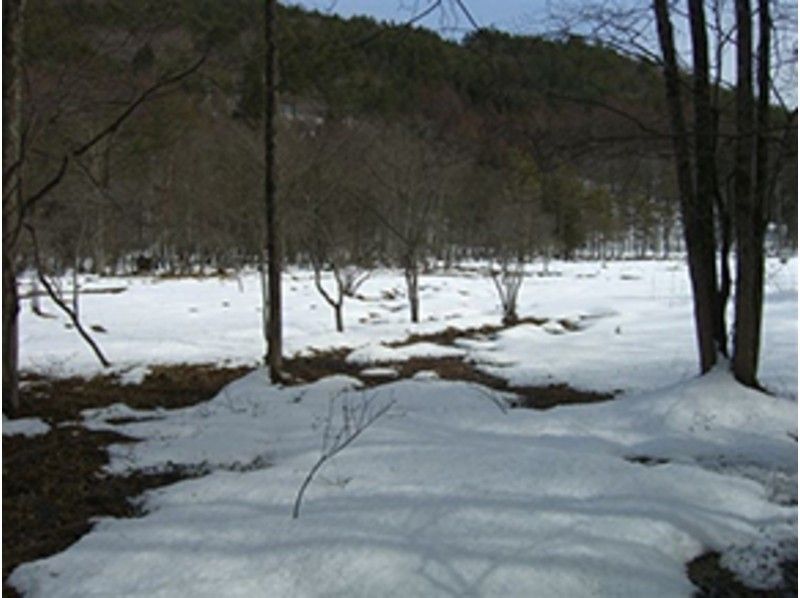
[285, 348, 614, 409]
[16, 363, 252, 423]
[2, 426, 199, 597]
[395, 357, 613, 409]
[282, 348, 363, 384]
[387, 317, 548, 348]
[688, 552, 797, 597]
[3, 363, 250, 596]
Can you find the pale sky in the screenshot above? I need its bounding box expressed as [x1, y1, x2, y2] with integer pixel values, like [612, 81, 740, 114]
[286, 1, 555, 39]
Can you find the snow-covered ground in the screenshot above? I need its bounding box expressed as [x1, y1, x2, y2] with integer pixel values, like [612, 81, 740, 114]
[18, 258, 798, 398]
[9, 258, 798, 596]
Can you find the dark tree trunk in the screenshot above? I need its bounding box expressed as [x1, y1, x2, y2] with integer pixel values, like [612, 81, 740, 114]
[2, 0, 26, 413]
[732, 0, 768, 387]
[404, 263, 419, 324]
[502, 310, 518, 327]
[2, 252, 20, 413]
[335, 304, 343, 333]
[654, 0, 719, 374]
[688, 0, 726, 357]
[264, 0, 282, 381]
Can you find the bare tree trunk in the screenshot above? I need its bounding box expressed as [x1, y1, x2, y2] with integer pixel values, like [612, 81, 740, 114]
[654, 0, 718, 374]
[688, 0, 726, 357]
[2, 0, 26, 413]
[264, 0, 282, 380]
[30, 277, 41, 315]
[732, 0, 768, 387]
[404, 262, 420, 323]
[2, 253, 20, 413]
[334, 304, 343, 333]
[313, 266, 345, 333]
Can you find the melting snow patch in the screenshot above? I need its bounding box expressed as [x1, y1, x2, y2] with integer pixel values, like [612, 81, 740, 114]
[543, 320, 566, 334]
[412, 370, 439, 381]
[346, 342, 465, 365]
[360, 367, 399, 379]
[117, 364, 150, 385]
[720, 521, 798, 589]
[2, 416, 50, 437]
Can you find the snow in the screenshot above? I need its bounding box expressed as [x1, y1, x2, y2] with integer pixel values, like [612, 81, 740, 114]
[346, 341, 465, 364]
[360, 367, 400, 378]
[3, 415, 50, 437]
[9, 366, 797, 597]
[10, 258, 798, 596]
[18, 259, 797, 399]
[117, 365, 150, 385]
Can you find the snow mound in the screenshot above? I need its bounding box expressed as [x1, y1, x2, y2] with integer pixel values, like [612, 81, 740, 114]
[8, 369, 796, 597]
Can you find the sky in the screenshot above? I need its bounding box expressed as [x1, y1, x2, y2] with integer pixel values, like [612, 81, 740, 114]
[287, 1, 556, 39]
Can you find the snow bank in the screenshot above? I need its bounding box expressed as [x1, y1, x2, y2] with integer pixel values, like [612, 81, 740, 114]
[10, 368, 796, 597]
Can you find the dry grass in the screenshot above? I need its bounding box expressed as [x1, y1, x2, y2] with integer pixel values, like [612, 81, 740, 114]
[4, 363, 251, 596]
[17, 363, 252, 424]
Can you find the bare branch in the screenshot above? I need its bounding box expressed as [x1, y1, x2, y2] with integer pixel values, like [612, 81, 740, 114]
[25, 224, 111, 368]
[293, 393, 395, 519]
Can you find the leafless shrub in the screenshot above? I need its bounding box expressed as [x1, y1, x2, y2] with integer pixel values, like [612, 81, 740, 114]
[292, 390, 395, 519]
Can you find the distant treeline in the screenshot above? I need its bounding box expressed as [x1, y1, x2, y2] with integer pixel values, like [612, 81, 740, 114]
[17, 0, 797, 275]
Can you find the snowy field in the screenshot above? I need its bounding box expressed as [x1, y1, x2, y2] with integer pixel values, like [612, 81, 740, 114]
[19, 258, 798, 398]
[9, 258, 799, 596]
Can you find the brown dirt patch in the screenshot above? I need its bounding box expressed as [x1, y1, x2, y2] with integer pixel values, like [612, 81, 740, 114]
[283, 345, 613, 409]
[16, 363, 252, 423]
[388, 317, 548, 348]
[4, 363, 250, 596]
[3, 426, 198, 597]
[282, 348, 362, 384]
[688, 552, 797, 597]
[395, 357, 613, 410]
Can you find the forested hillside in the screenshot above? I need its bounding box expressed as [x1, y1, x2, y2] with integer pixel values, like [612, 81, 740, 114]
[15, 0, 797, 275]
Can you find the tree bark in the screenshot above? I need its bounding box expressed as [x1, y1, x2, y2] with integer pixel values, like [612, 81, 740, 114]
[335, 304, 343, 333]
[2, 252, 20, 413]
[732, 0, 767, 387]
[2, 0, 26, 413]
[688, 0, 726, 356]
[404, 263, 420, 324]
[653, 0, 718, 374]
[264, 0, 283, 380]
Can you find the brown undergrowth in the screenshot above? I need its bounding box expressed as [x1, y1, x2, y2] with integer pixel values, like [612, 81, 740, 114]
[16, 363, 252, 424]
[3, 363, 249, 597]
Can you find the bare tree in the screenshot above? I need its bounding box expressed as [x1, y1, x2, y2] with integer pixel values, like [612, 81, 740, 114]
[731, 0, 771, 386]
[653, 0, 721, 375]
[491, 261, 525, 326]
[1, 1, 208, 412]
[653, 0, 784, 386]
[312, 262, 371, 333]
[362, 125, 464, 323]
[263, 0, 283, 382]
